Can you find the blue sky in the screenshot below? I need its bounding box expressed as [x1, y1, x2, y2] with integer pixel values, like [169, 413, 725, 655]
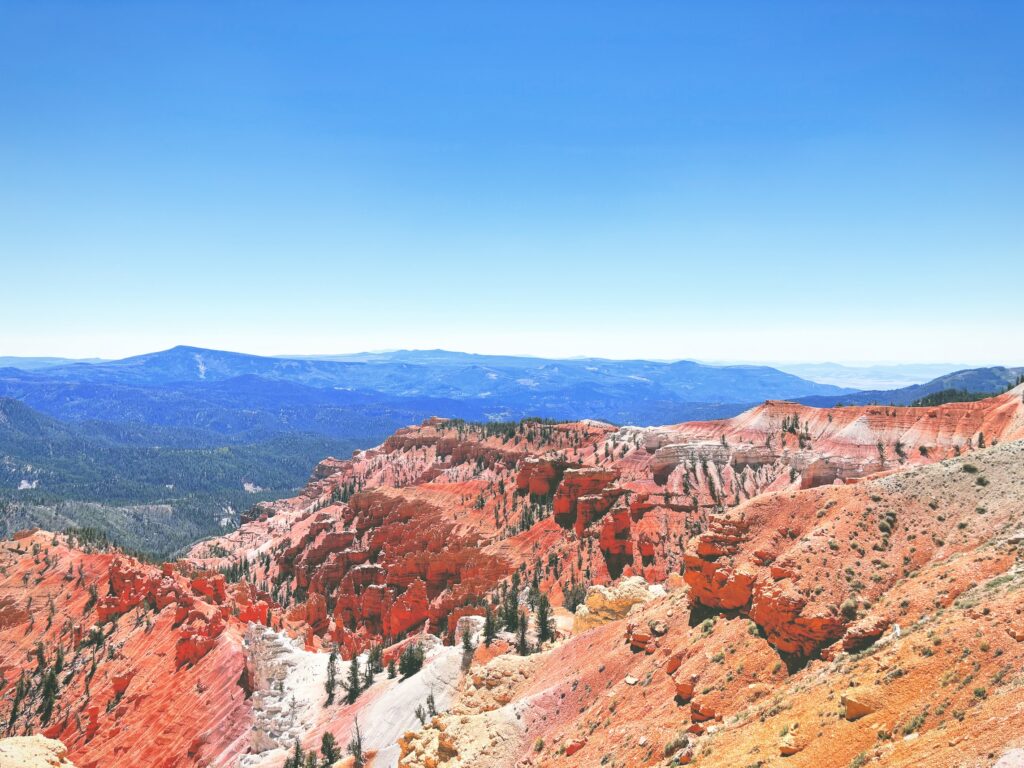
[1, 2, 1021, 363]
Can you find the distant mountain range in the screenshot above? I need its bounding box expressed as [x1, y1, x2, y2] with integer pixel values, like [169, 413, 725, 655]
[796, 365, 1024, 408]
[16, 345, 854, 397]
[771, 362, 967, 390]
[0, 346, 855, 432]
[0, 356, 107, 370]
[0, 345, 1019, 555]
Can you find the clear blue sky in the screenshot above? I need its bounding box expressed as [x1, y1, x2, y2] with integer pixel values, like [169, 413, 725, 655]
[1, 2, 1021, 363]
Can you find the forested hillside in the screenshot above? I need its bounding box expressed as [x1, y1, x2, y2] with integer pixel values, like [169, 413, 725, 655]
[0, 398, 358, 556]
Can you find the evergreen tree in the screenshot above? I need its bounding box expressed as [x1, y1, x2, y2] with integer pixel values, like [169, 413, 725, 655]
[362, 656, 375, 690]
[367, 643, 383, 674]
[39, 668, 59, 725]
[345, 656, 362, 704]
[8, 672, 27, 732]
[516, 611, 530, 656]
[320, 731, 339, 767]
[502, 587, 519, 632]
[325, 649, 338, 705]
[563, 580, 587, 613]
[535, 594, 554, 644]
[284, 740, 303, 768]
[398, 643, 425, 678]
[528, 569, 541, 608]
[483, 604, 496, 647]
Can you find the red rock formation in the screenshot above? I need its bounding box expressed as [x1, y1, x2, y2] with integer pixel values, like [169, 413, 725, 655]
[174, 603, 225, 668]
[515, 456, 568, 496]
[96, 557, 160, 622]
[597, 506, 634, 579]
[0, 390, 1013, 767]
[0, 532, 251, 768]
[552, 467, 619, 531]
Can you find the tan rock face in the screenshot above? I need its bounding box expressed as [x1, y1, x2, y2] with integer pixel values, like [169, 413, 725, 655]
[0, 736, 76, 768]
[573, 577, 658, 632]
[841, 687, 881, 721]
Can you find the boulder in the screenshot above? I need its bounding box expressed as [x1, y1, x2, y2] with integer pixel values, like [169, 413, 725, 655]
[842, 687, 881, 721]
[573, 577, 657, 632]
[779, 723, 805, 756]
[674, 673, 698, 702]
[565, 738, 587, 756]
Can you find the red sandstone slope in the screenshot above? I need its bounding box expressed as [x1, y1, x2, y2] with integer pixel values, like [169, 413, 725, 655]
[405, 438, 1024, 768]
[0, 534, 257, 768]
[0, 387, 1019, 767]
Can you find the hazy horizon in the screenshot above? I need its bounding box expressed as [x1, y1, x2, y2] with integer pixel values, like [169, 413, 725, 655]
[0, 344, 1005, 373]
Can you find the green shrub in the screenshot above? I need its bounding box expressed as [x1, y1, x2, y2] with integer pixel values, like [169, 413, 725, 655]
[840, 598, 858, 620]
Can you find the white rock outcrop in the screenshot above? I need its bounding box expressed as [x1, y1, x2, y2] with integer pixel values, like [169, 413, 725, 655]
[573, 576, 663, 632]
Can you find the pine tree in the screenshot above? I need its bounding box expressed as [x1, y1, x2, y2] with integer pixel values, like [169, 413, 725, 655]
[528, 569, 541, 608]
[320, 731, 339, 767]
[516, 611, 530, 656]
[345, 656, 361, 704]
[367, 643, 383, 674]
[427, 690, 437, 716]
[284, 740, 303, 768]
[8, 672, 27, 732]
[502, 587, 519, 632]
[563, 580, 587, 613]
[40, 668, 59, 725]
[398, 643, 425, 678]
[535, 593, 554, 644]
[362, 656, 375, 690]
[483, 604, 496, 647]
[325, 649, 338, 705]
